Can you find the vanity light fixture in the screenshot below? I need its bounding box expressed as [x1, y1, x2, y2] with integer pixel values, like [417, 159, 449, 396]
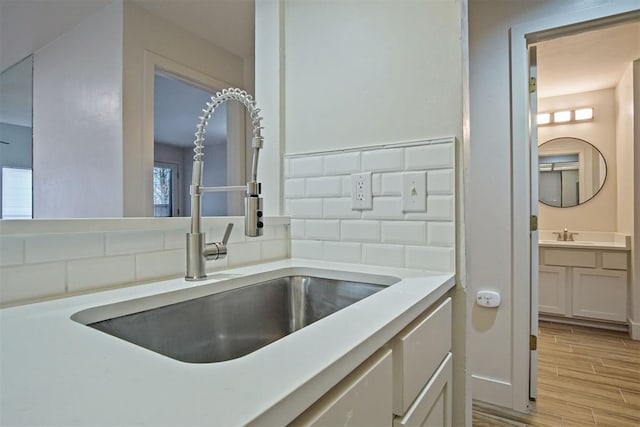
[537, 107, 594, 126]
[537, 113, 551, 125]
[574, 107, 594, 121]
[553, 110, 571, 123]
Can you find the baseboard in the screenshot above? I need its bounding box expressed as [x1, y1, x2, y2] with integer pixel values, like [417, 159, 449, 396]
[539, 314, 628, 332]
[471, 375, 513, 409]
[629, 317, 640, 340]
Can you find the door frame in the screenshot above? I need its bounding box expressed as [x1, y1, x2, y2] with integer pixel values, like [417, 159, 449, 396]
[509, 4, 640, 412]
[142, 51, 247, 217]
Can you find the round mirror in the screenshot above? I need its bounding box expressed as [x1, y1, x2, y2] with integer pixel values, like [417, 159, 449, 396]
[538, 137, 607, 208]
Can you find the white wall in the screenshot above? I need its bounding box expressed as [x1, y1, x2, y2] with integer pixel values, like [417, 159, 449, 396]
[468, 0, 639, 409]
[633, 59, 640, 339]
[616, 64, 635, 235]
[122, 1, 246, 217]
[538, 89, 617, 232]
[284, 0, 463, 154]
[33, 1, 124, 218]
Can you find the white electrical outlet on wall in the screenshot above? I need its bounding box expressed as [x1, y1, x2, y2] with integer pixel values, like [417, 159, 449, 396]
[351, 172, 372, 209]
[402, 171, 427, 212]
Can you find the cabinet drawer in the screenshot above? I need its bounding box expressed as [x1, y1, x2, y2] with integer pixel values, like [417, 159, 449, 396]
[543, 249, 596, 268]
[394, 353, 452, 427]
[392, 297, 451, 416]
[291, 348, 392, 427]
[602, 252, 627, 270]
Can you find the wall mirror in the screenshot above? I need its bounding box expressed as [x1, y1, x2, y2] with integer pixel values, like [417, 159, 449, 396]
[0, 0, 254, 219]
[538, 137, 607, 208]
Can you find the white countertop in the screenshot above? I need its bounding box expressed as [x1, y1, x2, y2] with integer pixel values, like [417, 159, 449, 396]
[0, 259, 454, 426]
[538, 240, 630, 250]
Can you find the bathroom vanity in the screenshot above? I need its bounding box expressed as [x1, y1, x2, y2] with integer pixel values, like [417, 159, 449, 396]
[539, 236, 630, 327]
[0, 259, 455, 426]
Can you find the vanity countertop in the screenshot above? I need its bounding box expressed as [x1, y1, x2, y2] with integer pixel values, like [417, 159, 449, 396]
[0, 258, 454, 426]
[538, 240, 630, 250]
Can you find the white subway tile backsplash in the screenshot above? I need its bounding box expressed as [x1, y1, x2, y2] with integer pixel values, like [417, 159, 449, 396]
[0, 236, 24, 266]
[427, 169, 454, 195]
[291, 240, 323, 259]
[305, 177, 341, 197]
[25, 233, 104, 263]
[362, 244, 404, 267]
[372, 174, 382, 196]
[323, 242, 361, 264]
[362, 197, 403, 219]
[68, 256, 135, 292]
[290, 199, 323, 218]
[260, 239, 289, 261]
[164, 229, 187, 250]
[136, 249, 185, 281]
[381, 173, 403, 195]
[289, 156, 323, 177]
[405, 143, 453, 170]
[107, 231, 164, 255]
[362, 148, 403, 171]
[324, 152, 361, 175]
[340, 220, 380, 242]
[290, 219, 305, 239]
[341, 176, 351, 196]
[227, 242, 261, 267]
[323, 198, 361, 219]
[0, 262, 66, 305]
[426, 196, 454, 220]
[381, 221, 427, 244]
[285, 179, 306, 198]
[305, 220, 340, 240]
[428, 223, 455, 247]
[405, 246, 454, 272]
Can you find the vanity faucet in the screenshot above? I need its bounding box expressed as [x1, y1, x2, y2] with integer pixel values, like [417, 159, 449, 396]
[185, 88, 264, 281]
[553, 228, 578, 242]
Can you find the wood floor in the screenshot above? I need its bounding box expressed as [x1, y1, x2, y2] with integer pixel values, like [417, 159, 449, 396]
[472, 321, 640, 426]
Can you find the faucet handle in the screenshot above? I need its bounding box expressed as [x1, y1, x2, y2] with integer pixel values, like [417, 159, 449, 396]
[222, 223, 234, 245]
[552, 231, 563, 241]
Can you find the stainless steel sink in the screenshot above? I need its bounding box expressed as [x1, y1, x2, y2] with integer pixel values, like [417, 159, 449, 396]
[86, 275, 386, 363]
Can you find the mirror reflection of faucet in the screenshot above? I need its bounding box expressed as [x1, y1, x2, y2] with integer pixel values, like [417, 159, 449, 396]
[553, 228, 578, 242]
[186, 88, 265, 281]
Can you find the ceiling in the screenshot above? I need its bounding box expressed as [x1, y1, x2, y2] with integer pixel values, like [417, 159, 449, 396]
[536, 21, 640, 98]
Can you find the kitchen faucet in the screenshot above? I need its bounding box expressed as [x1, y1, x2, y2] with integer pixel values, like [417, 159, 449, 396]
[185, 88, 264, 281]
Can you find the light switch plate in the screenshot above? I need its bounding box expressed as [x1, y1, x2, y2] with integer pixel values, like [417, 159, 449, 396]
[351, 172, 372, 209]
[402, 172, 427, 212]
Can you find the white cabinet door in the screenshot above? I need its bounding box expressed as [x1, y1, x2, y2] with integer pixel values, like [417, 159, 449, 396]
[538, 265, 567, 315]
[291, 349, 393, 427]
[394, 353, 452, 427]
[572, 268, 627, 322]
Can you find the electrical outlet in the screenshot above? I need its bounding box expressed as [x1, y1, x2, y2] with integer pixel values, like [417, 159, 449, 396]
[351, 172, 372, 209]
[402, 172, 427, 212]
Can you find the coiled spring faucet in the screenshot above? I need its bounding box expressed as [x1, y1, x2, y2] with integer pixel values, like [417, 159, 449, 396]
[186, 88, 264, 281]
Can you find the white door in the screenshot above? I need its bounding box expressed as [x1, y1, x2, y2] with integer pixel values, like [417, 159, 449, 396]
[528, 45, 539, 401]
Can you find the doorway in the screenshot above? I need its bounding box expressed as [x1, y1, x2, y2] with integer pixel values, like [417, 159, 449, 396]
[510, 8, 640, 411]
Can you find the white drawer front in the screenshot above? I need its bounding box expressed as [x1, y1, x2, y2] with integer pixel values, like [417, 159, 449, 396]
[543, 249, 596, 268]
[394, 353, 452, 427]
[291, 349, 393, 427]
[392, 297, 452, 416]
[602, 252, 628, 270]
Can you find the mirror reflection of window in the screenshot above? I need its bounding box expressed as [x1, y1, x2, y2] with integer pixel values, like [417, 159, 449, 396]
[538, 137, 607, 208]
[0, 55, 33, 218]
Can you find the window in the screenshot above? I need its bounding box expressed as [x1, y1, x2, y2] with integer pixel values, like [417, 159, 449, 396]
[153, 166, 173, 217]
[2, 167, 32, 219]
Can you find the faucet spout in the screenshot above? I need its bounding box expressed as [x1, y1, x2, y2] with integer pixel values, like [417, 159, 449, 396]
[185, 88, 265, 281]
